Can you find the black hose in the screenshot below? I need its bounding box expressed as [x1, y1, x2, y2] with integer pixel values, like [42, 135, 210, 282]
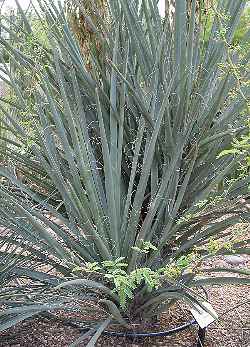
[41, 312, 205, 346]
[101, 319, 197, 338]
[41, 312, 197, 338]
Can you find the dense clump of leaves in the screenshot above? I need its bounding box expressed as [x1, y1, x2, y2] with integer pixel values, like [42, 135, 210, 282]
[73, 253, 200, 309]
[0, 0, 249, 345]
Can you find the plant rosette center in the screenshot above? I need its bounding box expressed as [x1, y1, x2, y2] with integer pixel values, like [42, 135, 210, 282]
[71, 252, 200, 317]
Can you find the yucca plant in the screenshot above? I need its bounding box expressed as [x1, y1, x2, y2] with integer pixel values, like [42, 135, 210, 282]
[0, 0, 249, 345]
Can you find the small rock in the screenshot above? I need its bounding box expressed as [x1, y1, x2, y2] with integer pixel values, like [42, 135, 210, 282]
[213, 260, 227, 267]
[224, 255, 246, 265]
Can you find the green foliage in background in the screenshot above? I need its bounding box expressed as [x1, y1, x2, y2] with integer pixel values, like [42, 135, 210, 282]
[234, 6, 250, 43]
[202, 2, 250, 46]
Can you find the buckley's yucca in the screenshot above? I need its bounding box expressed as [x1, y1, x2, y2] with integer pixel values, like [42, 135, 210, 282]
[0, 0, 249, 344]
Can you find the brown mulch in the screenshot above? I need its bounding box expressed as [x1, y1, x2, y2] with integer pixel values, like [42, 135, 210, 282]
[0, 226, 249, 346]
[0, 282, 249, 347]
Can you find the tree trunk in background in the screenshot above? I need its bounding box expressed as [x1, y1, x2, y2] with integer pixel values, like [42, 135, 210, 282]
[165, 0, 175, 18]
[65, 0, 213, 65]
[65, 0, 107, 68]
[165, 0, 212, 21]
